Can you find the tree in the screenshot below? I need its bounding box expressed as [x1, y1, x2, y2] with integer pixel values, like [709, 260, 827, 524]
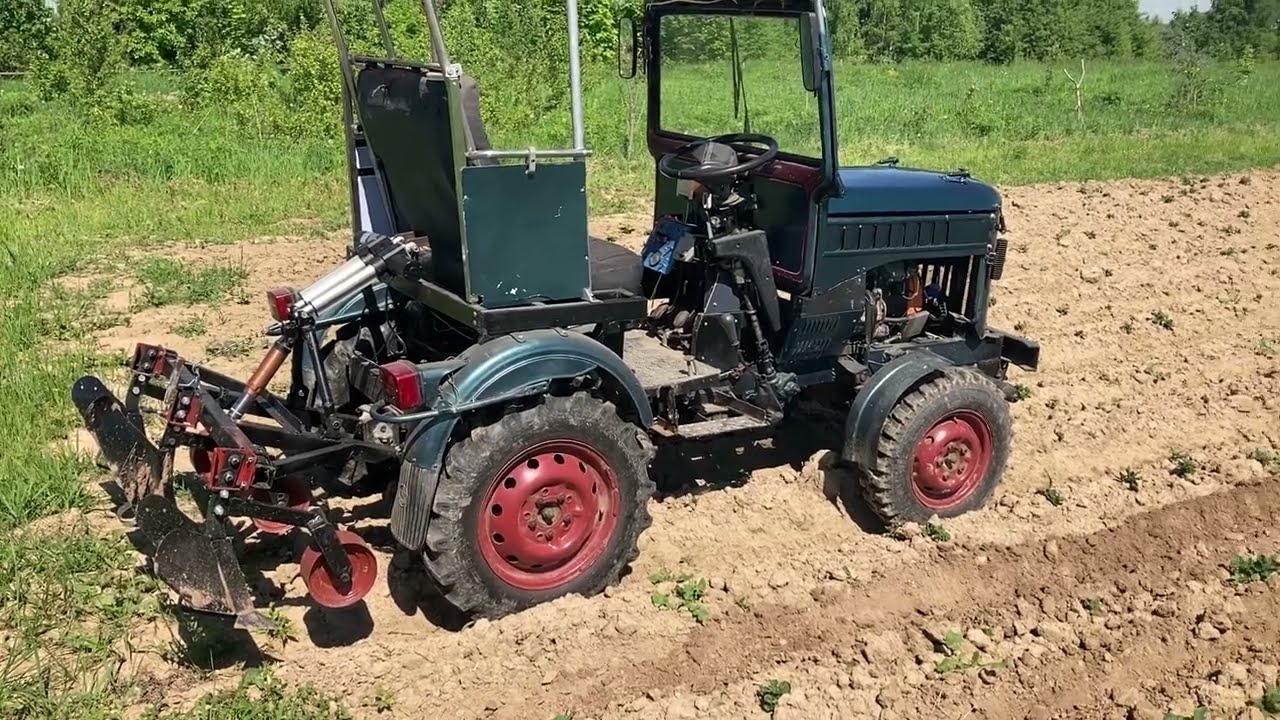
[0, 0, 55, 72]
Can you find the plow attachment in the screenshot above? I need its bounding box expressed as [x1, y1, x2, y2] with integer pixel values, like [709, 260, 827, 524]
[72, 342, 384, 629]
[73, 375, 271, 630]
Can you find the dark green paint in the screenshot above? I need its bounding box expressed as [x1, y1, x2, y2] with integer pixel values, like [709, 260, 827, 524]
[460, 162, 591, 308]
[830, 167, 1001, 216]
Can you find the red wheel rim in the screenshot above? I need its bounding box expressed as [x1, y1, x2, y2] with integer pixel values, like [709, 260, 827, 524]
[250, 475, 312, 534]
[299, 529, 378, 608]
[911, 410, 994, 512]
[478, 440, 621, 592]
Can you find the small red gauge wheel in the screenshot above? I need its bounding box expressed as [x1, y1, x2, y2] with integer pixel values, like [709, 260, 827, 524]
[299, 529, 378, 608]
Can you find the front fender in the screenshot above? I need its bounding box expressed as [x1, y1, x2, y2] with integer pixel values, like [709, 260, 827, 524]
[390, 329, 652, 551]
[843, 350, 954, 471]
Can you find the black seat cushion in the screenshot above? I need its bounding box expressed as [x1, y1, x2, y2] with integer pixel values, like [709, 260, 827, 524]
[588, 237, 642, 296]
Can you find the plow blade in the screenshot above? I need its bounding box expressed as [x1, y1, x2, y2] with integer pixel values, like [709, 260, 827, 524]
[72, 375, 164, 505]
[72, 376, 272, 631]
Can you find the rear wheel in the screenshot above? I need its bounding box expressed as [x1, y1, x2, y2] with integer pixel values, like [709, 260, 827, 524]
[858, 368, 1013, 525]
[423, 393, 655, 618]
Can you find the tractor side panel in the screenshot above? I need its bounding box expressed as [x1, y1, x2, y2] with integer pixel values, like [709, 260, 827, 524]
[460, 163, 591, 308]
[815, 213, 997, 293]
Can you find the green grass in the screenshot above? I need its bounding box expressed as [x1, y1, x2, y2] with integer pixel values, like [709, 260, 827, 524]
[141, 667, 350, 719]
[135, 258, 248, 309]
[171, 315, 208, 338]
[0, 529, 163, 718]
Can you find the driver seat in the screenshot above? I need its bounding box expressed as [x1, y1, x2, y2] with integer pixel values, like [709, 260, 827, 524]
[354, 64, 643, 300]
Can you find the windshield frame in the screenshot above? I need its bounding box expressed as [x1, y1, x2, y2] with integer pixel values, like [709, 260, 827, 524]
[646, 7, 832, 170]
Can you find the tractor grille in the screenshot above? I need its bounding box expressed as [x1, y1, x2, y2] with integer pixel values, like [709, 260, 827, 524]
[989, 235, 1009, 280]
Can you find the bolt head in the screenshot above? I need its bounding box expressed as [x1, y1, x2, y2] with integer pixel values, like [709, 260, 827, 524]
[213, 505, 225, 516]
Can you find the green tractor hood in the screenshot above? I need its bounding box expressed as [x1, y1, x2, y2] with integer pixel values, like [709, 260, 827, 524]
[830, 166, 1001, 217]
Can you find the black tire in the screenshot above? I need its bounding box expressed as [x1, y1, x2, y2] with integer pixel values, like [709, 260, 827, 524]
[859, 367, 1013, 525]
[422, 393, 655, 618]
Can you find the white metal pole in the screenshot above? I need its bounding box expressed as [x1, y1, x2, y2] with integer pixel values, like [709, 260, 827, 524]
[567, 0, 586, 150]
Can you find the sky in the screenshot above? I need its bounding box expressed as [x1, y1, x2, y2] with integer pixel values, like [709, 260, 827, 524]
[1140, 0, 1203, 20]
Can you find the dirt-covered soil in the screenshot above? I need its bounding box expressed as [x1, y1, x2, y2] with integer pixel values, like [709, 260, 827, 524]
[83, 171, 1280, 719]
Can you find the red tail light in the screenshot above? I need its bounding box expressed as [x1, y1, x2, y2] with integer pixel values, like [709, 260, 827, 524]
[266, 287, 295, 322]
[380, 361, 424, 410]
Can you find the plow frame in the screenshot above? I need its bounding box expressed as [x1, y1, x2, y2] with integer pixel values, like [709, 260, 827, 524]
[76, 328, 400, 627]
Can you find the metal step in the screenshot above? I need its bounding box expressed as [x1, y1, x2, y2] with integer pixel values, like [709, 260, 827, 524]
[674, 414, 771, 439]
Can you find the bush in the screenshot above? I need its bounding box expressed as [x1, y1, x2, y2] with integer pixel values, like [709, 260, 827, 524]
[1168, 28, 1224, 116]
[95, 84, 164, 126]
[0, 0, 55, 72]
[279, 27, 343, 140]
[31, 0, 127, 102]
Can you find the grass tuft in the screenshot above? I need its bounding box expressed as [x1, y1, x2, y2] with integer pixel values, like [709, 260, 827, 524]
[135, 259, 248, 309]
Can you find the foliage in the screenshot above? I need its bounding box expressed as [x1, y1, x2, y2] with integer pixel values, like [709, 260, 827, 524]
[32, 0, 127, 103]
[1257, 685, 1280, 714]
[923, 522, 951, 542]
[649, 568, 711, 623]
[115, 0, 322, 67]
[1118, 468, 1141, 492]
[0, 0, 55, 72]
[0, 529, 163, 717]
[1168, 26, 1224, 116]
[134, 258, 248, 309]
[1170, 0, 1280, 60]
[756, 680, 792, 715]
[1038, 485, 1065, 507]
[1168, 451, 1197, 479]
[933, 629, 1007, 674]
[142, 667, 351, 719]
[1230, 554, 1278, 585]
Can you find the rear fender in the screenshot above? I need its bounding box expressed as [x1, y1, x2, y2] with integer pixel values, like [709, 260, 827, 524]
[843, 350, 954, 470]
[390, 329, 652, 551]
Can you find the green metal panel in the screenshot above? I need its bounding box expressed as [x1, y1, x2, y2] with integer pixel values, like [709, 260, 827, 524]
[459, 162, 591, 308]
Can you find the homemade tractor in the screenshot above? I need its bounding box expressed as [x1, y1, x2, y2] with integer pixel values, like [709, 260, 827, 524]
[73, 0, 1039, 628]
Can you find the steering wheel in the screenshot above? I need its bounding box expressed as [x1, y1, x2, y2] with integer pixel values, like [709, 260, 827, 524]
[658, 133, 780, 182]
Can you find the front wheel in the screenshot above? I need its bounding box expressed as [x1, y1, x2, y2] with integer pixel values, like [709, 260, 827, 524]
[422, 393, 655, 618]
[858, 368, 1013, 525]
